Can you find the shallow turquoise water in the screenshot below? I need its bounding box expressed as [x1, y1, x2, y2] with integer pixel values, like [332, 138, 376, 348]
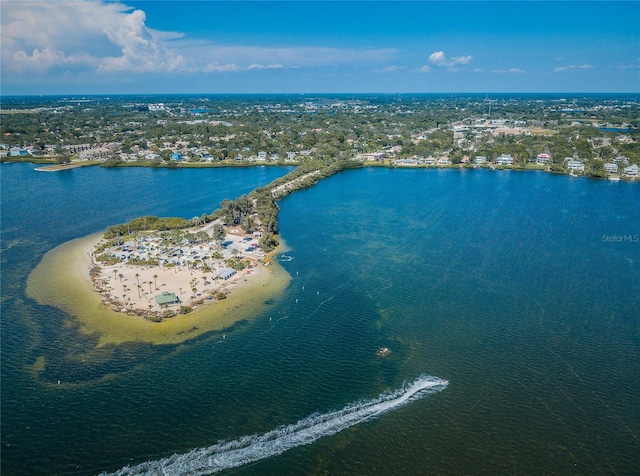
[2, 164, 639, 475]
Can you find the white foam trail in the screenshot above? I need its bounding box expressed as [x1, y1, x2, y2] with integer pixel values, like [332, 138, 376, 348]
[101, 375, 448, 476]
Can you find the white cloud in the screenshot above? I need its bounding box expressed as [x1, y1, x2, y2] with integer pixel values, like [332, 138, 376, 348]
[554, 64, 595, 72]
[429, 51, 447, 66]
[1, 1, 396, 78]
[376, 65, 407, 73]
[420, 51, 473, 71]
[493, 68, 526, 74]
[247, 64, 285, 70]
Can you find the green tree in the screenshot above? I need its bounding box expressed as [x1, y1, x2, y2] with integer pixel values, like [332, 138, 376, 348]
[56, 148, 71, 165]
[213, 224, 226, 245]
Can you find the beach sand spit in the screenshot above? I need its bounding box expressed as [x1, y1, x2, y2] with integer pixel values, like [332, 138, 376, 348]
[26, 232, 291, 346]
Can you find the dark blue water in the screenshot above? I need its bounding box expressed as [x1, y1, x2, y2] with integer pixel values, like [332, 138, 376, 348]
[2, 164, 639, 475]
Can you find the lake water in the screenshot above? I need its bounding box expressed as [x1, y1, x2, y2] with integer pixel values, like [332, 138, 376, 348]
[1, 164, 639, 475]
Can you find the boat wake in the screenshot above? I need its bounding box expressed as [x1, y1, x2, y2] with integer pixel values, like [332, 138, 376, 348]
[100, 375, 448, 476]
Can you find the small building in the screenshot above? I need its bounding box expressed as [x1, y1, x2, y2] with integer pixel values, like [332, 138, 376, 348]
[566, 160, 585, 173]
[496, 154, 514, 166]
[624, 164, 640, 177]
[474, 156, 487, 164]
[9, 147, 28, 157]
[613, 156, 630, 165]
[436, 156, 450, 166]
[424, 156, 437, 165]
[604, 163, 618, 174]
[171, 152, 183, 161]
[394, 158, 418, 166]
[257, 151, 267, 161]
[154, 292, 180, 306]
[362, 152, 386, 161]
[536, 153, 551, 165]
[213, 268, 237, 280]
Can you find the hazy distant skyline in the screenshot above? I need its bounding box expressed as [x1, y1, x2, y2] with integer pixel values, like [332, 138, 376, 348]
[1, 1, 639, 95]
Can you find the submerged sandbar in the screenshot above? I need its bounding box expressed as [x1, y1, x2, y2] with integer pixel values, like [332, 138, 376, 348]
[26, 232, 290, 346]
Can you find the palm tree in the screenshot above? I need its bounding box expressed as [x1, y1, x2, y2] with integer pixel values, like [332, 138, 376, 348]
[137, 285, 142, 298]
[148, 281, 153, 294]
[119, 273, 124, 282]
[135, 273, 140, 285]
[113, 269, 117, 281]
[153, 274, 158, 289]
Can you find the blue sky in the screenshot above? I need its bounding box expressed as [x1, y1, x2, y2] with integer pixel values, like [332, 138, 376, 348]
[1, 1, 638, 95]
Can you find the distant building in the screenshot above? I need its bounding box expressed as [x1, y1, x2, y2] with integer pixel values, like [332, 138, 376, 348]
[362, 152, 386, 161]
[424, 156, 437, 165]
[474, 155, 487, 164]
[171, 152, 182, 161]
[496, 154, 514, 165]
[604, 163, 618, 174]
[566, 160, 585, 173]
[536, 153, 551, 165]
[8, 147, 28, 157]
[394, 158, 418, 166]
[624, 164, 639, 177]
[436, 156, 450, 166]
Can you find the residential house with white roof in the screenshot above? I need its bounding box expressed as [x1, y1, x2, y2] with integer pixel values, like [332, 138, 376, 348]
[496, 154, 514, 166]
[624, 164, 639, 177]
[536, 153, 551, 165]
[566, 160, 585, 173]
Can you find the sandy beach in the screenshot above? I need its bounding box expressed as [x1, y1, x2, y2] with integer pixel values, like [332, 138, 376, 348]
[87, 222, 268, 319]
[26, 228, 291, 346]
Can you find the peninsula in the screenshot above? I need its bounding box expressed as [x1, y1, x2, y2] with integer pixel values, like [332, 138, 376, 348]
[88, 219, 268, 320]
[84, 159, 360, 321]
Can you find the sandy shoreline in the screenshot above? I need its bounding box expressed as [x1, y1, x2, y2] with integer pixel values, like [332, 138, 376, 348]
[87, 226, 267, 319]
[26, 231, 291, 346]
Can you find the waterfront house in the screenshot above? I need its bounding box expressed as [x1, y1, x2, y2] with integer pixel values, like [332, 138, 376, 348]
[437, 156, 450, 166]
[496, 154, 514, 166]
[536, 153, 551, 165]
[474, 156, 487, 164]
[613, 156, 630, 165]
[8, 147, 29, 157]
[171, 152, 182, 161]
[362, 152, 386, 161]
[424, 156, 437, 165]
[624, 164, 639, 177]
[566, 160, 585, 173]
[604, 163, 618, 174]
[394, 158, 418, 166]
